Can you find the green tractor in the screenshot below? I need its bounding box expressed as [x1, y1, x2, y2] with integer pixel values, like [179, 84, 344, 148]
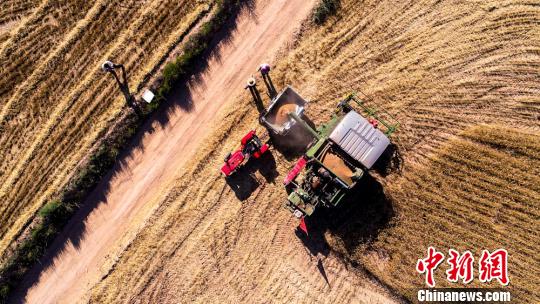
[282, 92, 398, 219]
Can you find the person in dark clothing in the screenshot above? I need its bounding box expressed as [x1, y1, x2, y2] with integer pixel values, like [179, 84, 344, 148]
[258, 63, 277, 98]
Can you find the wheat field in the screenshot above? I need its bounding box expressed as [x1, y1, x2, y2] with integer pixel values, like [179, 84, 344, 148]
[89, 0, 539, 302]
[0, 0, 40, 44]
[0, 0, 213, 258]
[337, 125, 540, 300]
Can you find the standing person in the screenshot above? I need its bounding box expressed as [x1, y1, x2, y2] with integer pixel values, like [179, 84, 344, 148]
[259, 63, 277, 98]
[259, 63, 271, 75]
[245, 76, 265, 113]
[102, 60, 141, 116]
[101, 60, 115, 72]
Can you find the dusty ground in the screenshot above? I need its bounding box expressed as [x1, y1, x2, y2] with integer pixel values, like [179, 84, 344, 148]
[7, 0, 539, 303]
[15, 1, 398, 303]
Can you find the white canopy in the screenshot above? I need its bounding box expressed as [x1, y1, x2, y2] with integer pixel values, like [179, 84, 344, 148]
[329, 111, 390, 169]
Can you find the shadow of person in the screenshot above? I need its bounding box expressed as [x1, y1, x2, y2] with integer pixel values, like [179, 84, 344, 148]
[109, 65, 142, 117]
[247, 85, 266, 114]
[262, 74, 277, 99]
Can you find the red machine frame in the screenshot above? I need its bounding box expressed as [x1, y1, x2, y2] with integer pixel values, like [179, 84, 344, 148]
[221, 130, 269, 177]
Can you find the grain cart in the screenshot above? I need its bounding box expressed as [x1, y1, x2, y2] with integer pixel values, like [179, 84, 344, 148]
[260, 86, 307, 135]
[283, 93, 398, 218]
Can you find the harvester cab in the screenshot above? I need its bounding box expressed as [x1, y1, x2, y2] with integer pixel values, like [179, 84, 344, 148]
[221, 130, 269, 177]
[283, 93, 398, 219]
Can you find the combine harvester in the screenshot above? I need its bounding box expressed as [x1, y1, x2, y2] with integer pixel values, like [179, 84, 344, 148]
[257, 81, 398, 220]
[282, 93, 398, 219]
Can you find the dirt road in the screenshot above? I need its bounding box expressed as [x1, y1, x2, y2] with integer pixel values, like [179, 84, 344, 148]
[15, 0, 357, 303]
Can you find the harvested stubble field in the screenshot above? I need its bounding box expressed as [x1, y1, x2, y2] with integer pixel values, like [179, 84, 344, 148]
[0, 0, 39, 44]
[1, 0, 539, 303]
[351, 125, 540, 300]
[0, 0, 213, 263]
[89, 0, 539, 303]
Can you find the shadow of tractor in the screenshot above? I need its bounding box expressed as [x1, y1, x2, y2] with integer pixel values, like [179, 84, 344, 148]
[225, 151, 278, 201]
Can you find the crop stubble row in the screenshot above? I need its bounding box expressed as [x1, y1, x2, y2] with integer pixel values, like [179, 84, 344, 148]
[0, 0, 212, 256]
